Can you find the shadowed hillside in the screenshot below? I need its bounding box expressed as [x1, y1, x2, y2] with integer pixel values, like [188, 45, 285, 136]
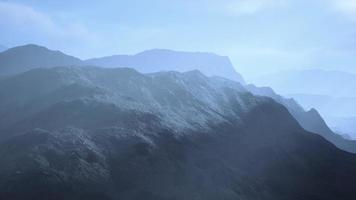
[0, 67, 356, 199]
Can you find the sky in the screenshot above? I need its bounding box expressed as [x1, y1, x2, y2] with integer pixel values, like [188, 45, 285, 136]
[0, 0, 356, 80]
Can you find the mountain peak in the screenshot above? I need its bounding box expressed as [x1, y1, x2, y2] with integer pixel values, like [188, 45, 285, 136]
[4, 44, 62, 55]
[183, 69, 205, 77]
[0, 44, 83, 75]
[16, 44, 46, 49]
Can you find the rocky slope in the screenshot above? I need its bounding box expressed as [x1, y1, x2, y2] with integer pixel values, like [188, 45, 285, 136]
[0, 67, 356, 199]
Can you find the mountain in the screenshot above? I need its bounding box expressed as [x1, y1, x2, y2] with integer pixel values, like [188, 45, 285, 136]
[246, 84, 356, 153]
[1, 44, 353, 151]
[86, 49, 245, 84]
[286, 93, 356, 138]
[0, 45, 7, 52]
[285, 94, 356, 117]
[86, 51, 356, 151]
[253, 70, 356, 139]
[325, 116, 356, 139]
[1, 66, 356, 199]
[0, 44, 83, 75]
[254, 69, 356, 97]
[0, 45, 244, 83]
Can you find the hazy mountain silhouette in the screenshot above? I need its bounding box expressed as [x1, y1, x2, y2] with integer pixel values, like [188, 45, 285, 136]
[1, 44, 352, 151]
[322, 117, 356, 137]
[254, 70, 356, 139]
[1, 66, 356, 200]
[327, 116, 356, 138]
[245, 84, 356, 153]
[286, 94, 356, 137]
[255, 69, 356, 97]
[0, 45, 245, 83]
[286, 94, 356, 116]
[86, 49, 245, 83]
[0, 44, 83, 75]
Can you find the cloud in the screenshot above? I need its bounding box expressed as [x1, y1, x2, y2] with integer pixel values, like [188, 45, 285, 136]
[330, 0, 356, 19]
[0, 1, 100, 57]
[0, 2, 52, 33]
[223, 0, 287, 16]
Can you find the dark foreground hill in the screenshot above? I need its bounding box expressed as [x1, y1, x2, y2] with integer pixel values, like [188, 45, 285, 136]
[0, 66, 356, 200]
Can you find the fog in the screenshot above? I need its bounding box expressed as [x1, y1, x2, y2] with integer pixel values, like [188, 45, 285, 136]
[1, 1, 356, 199]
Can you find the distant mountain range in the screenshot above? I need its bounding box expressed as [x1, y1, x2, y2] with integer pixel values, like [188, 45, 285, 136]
[253, 70, 356, 138]
[1, 66, 356, 199]
[86, 49, 245, 83]
[254, 69, 356, 97]
[0, 44, 355, 152]
[287, 94, 355, 112]
[327, 116, 356, 138]
[0, 44, 245, 84]
[286, 94, 356, 118]
[245, 84, 356, 153]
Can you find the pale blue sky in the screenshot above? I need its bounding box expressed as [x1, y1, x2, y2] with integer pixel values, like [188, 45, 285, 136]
[0, 0, 356, 80]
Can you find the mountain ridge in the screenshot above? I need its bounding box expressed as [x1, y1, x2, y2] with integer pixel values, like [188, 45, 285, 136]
[254, 69, 356, 97]
[0, 44, 353, 153]
[86, 48, 245, 83]
[1, 43, 354, 152]
[0, 44, 83, 75]
[0, 44, 245, 84]
[1, 66, 356, 199]
[254, 69, 356, 140]
[245, 84, 356, 153]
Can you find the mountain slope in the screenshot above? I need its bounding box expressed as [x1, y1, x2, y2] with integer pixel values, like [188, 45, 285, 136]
[286, 94, 356, 117]
[246, 84, 356, 153]
[86, 49, 245, 83]
[0, 44, 83, 74]
[0, 67, 356, 199]
[254, 69, 356, 140]
[286, 93, 356, 138]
